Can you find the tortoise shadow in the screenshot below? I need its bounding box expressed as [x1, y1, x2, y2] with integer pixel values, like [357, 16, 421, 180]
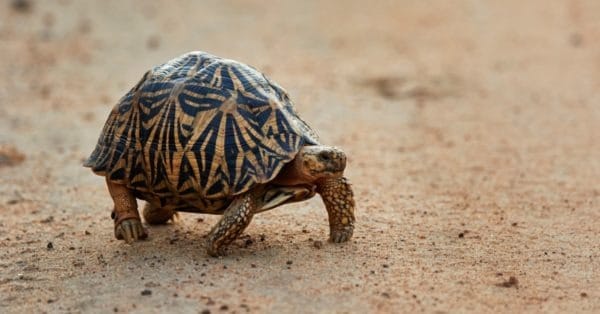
[108, 222, 288, 264]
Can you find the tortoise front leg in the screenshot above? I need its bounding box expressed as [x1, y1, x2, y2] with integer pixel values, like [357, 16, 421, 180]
[106, 179, 148, 243]
[317, 177, 355, 243]
[206, 193, 257, 257]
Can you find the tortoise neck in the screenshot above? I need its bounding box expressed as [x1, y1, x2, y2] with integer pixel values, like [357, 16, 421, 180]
[272, 153, 314, 186]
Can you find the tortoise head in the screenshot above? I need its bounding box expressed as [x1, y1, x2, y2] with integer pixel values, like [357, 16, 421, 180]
[298, 145, 347, 181]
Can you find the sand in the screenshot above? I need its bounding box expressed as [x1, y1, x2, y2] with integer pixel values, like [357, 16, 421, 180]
[1, 1, 599, 313]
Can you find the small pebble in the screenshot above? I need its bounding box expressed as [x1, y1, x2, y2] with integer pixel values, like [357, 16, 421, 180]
[286, 260, 293, 265]
[0, 140, 25, 164]
[41, 216, 54, 224]
[496, 276, 519, 288]
[47, 242, 53, 250]
[313, 240, 323, 249]
[141, 289, 152, 296]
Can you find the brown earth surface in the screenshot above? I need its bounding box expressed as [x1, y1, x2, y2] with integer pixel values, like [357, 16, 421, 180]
[1, 1, 599, 313]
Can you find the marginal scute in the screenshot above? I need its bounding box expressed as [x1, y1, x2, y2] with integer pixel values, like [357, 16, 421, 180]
[84, 51, 319, 200]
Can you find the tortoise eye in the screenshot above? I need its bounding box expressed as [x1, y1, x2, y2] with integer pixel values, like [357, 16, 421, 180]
[318, 152, 331, 161]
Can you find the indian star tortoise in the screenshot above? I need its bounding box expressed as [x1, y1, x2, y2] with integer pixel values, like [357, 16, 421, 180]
[84, 51, 355, 256]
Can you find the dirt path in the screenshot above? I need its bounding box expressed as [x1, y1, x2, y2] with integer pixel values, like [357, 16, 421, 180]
[1, 1, 599, 313]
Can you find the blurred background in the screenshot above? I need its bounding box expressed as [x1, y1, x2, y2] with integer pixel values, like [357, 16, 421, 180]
[1, 0, 599, 313]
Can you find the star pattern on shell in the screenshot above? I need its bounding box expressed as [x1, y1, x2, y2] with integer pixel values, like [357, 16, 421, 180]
[85, 51, 319, 200]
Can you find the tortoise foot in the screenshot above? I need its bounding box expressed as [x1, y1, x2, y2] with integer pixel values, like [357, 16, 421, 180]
[206, 243, 228, 257]
[330, 225, 354, 243]
[115, 218, 148, 243]
[107, 181, 147, 244]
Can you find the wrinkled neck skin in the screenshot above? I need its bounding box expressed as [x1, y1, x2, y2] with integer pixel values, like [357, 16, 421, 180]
[272, 156, 316, 186]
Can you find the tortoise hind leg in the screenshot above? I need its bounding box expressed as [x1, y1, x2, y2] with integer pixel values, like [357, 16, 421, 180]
[206, 192, 258, 257]
[106, 179, 148, 243]
[142, 202, 176, 225]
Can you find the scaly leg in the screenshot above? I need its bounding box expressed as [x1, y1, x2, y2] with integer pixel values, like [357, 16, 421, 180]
[206, 193, 257, 257]
[142, 202, 175, 225]
[106, 179, 147, 243]
[317, 177, 355, 243]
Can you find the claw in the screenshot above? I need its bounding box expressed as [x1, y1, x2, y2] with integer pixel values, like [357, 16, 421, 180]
[137, 223, 148, 239]
[115, 227, 123, 240]
[125, 223, 134, 243]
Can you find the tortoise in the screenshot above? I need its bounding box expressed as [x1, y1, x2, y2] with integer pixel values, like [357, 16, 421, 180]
[84, 51, 355, 256]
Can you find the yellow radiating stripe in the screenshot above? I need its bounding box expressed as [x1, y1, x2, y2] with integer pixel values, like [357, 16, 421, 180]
[233, 107, 264, 179]
[229, 114, 245, 188]
[210, 65, 222, 87]
[228, 66, 244, 91]
[205, 109, 228, 195]
[197, 127, 215, 195]
[182, 87, 227, 103]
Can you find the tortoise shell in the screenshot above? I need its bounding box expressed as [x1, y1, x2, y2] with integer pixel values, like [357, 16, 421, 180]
[85, 51, 319, 200]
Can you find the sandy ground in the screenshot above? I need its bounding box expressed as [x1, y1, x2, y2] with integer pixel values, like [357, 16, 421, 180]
[1, 0, 599, 313]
